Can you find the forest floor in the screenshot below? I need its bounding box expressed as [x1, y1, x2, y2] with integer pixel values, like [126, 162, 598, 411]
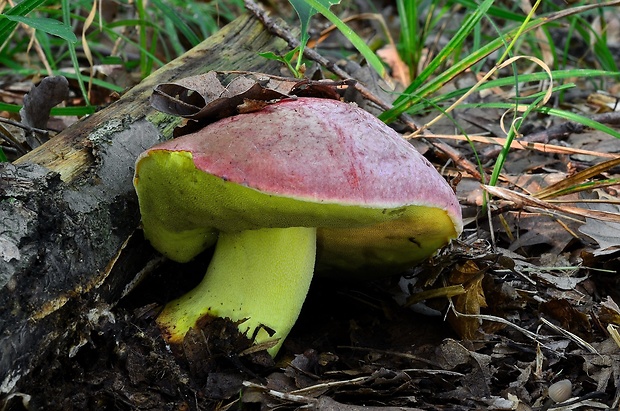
[2, 1, 620, 410]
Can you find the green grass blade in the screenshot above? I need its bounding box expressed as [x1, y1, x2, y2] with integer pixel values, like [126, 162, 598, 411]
[544, 179, 620, 199]
[0, 14, 77, 42]
[379, 0, 496, 123]
[135, 0, 153, 77]
[432, 69, 618, 109]
[489, 93, 546, 186]
[50, 106, 97, 116]
[0, 101, 97, 116]
[151, 0, 201, 47]
[301, 0, 386, 80]
[448, 0, 526, 21]
[380, 1, 620, 124]
[93, 20, 166, 69]
[457, 101, 620, 141]
[539, 107, 620, 140]
[61, 0, 90, 106]
[396, 0, 417, 79]
[0, 0, 48, 41]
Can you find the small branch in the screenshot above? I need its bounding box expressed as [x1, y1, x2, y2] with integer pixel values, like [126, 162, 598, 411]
[524, 111, 620, 143]
[243, 0, 409, 124]
[0, 118, 40, 155]
[0, 117, 50, 137]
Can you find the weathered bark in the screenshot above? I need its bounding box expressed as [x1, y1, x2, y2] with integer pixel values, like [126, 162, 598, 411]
[0, 14, 287, 394]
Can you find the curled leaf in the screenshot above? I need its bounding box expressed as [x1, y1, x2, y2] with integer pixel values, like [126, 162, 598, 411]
[150, 71, 357, 136]
[150, 71, 292, 121]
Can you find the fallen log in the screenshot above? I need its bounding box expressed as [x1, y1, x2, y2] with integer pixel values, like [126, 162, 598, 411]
[0, 13, 288, 394]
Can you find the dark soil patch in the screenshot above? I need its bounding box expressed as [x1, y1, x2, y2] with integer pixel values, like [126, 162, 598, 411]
[5, 253, 619, 410]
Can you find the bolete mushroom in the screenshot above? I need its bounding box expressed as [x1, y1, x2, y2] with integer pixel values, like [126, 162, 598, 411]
[134, 97, 462, 355]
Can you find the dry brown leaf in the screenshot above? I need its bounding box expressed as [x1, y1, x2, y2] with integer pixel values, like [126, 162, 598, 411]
[376, 44, 410, 87]
[535, 157, 620, 199]
[578, 192, 620, 255]
[150, 71, 292, 121]
[150, 71, 357, 136]
[540, 299, 591, 338]
[534, 271, 587, 291]
[448, 264, 487, 340]
[599, 297, 620, 326]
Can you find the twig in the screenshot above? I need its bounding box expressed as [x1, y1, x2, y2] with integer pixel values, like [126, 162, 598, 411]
[243, 0, 412, 126]
[426, 138, 483, 180]
[0, 118, 42, 155]
[243, 381, 317, 405]
[339, 346, 444, 368]
[0, 117, 50, 138]
[540, 317, 599, 355]
[524, 111, 620, 143]
[450, 305, 552, 349]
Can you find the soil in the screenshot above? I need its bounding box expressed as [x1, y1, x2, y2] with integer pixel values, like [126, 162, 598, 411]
[5, 243, 620, 410]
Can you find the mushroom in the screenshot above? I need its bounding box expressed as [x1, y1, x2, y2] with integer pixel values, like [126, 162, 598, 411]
[134, 97, 462, 355]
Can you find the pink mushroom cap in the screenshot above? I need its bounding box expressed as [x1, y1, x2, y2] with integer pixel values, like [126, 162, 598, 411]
[135, 97, 462, 270]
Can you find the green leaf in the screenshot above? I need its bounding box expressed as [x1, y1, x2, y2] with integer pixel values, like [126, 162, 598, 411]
[289, 0, 341, 40]
[289, 0, 339, 71]
[0, 0, 47, 41]
[0, 14, 77, 43]
[289, 0, 314, 71]
[259, 50, 299, 76]
[289, 0, 316, 39]
[301, 0, 386, 80]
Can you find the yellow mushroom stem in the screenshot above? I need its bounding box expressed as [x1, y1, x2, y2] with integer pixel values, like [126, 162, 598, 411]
[156, 226, 317, 356]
